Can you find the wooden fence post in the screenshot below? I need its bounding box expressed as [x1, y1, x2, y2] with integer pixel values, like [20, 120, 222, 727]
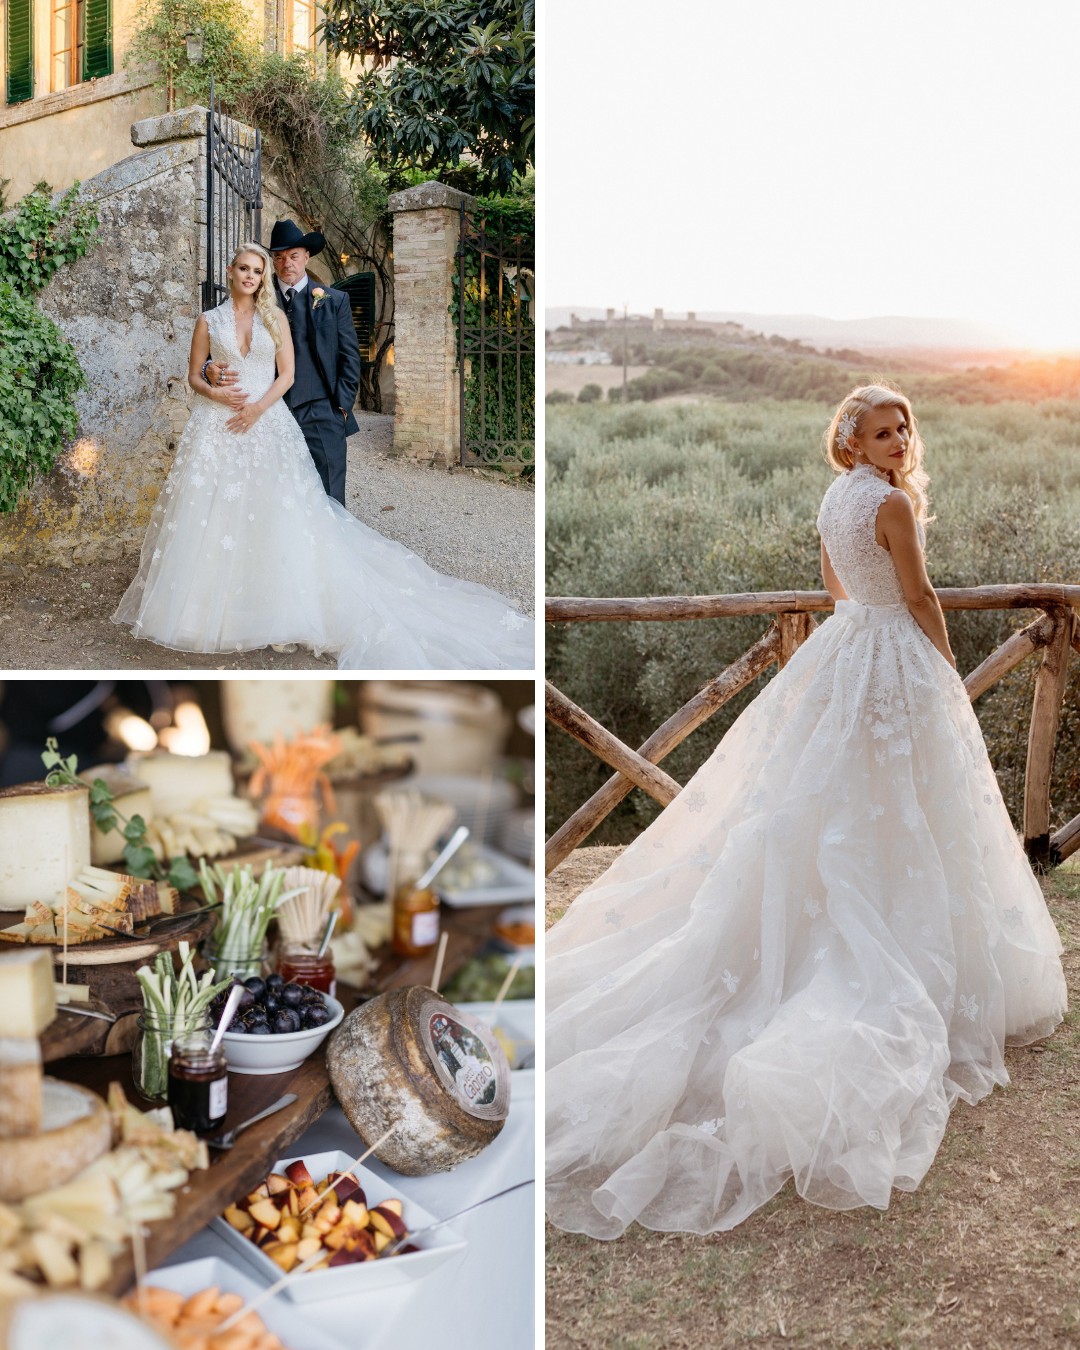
[1023, 606, 1072, 868]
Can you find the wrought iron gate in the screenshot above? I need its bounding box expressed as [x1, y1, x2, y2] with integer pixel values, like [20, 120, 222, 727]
[457, 206, 535, 468]
[202, 88, 263, 310]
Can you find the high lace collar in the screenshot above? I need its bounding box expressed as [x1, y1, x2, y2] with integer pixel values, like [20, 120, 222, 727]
[848, 462, 891, 484]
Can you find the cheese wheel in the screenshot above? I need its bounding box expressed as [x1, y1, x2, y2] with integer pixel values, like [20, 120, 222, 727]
[0, 1294, 175, 1350]
[85, 765, 154, 867]
[326, 985, 510, 1175]
[0, 1038, 42, 1137]
[125, 751, 233, 818]
[0, 1078, 111, 1202]
[0, 783, 90, 910]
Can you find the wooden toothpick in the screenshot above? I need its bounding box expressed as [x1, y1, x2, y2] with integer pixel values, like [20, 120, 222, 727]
[298, 1125, 397, 1216]
[430, 931, 449, 995]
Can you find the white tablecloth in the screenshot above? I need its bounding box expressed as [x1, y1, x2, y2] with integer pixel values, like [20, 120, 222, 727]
[156, 1082, 535, 1350]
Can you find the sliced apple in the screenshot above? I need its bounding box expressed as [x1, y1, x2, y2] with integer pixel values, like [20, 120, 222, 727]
[277, 1219, 300, 1244]
[372, 1230, 392, 1253]
[328, 1247, 365, 1267]
[325, 1172, 365, 1206]
[267, 1241, 299, 1273]
[296, 1237, 323, 1262]
[296, 1185, 320, 1212]
[266, 1173, 291, 1196]
[379, 1197, 404, 1218]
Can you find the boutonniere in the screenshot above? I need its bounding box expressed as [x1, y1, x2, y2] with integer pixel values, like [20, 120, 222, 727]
[311, 287, 327, 310]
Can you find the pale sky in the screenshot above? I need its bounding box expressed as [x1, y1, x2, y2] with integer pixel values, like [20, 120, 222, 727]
[544, 0, 1080, 348]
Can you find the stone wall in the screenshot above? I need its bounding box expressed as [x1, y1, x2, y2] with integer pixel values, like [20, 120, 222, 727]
[0, 108, 209, 566]
[388, 181, 474, 464]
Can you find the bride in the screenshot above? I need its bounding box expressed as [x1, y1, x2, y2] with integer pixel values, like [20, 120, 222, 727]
[112, 243, 533, 670]
[546, 382, 1066, 1238]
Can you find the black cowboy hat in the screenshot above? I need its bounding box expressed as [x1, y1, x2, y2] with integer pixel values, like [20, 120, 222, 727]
[267, 219, 326, 256]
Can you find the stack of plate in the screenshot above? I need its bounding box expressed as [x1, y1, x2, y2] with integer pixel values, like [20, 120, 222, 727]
[410, 773, 518, 845]
[498, 808, 534, 863]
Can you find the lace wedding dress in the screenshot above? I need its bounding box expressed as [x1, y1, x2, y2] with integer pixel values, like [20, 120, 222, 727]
[112, 302, 533, 669]
[546, 463, 1066, 1238]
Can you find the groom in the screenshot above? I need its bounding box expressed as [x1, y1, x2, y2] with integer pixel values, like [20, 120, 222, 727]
[210, 220, 361, 505]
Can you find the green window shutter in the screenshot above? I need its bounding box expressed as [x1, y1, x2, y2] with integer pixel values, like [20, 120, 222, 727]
[333, 272, 377, 368]
[81, 0, 112, 80]
[6, 0, 33, 105]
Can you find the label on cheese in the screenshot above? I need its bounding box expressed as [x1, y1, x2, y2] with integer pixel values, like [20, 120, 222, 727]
[419, 997, 509, 1122]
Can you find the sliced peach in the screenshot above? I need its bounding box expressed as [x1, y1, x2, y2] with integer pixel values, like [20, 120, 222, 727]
[248, 1199, 282, 1231]
[223, 1205, 254, 1233]
[296, 1186, 320, 1212]
[284, 1160, 314, 1188]
[326, 1173, 365, 1206]
[379, 1198, 404, 1218]
[368, 1205, 407, 1240]
[372, 1230, 392, 1253]
[341, 1199, 369, 1229]
[327, 1247, 365, 1267]
[296, 1237, 322, 1262]
[265, 1242, 298, 1273]
[277, 1219, 300, 1244]
[266, 1173, 291, 1197]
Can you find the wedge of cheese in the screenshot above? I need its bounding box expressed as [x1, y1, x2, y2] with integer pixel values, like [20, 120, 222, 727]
[126, 750, 234, 818]
[0, 783, 90, 910]
[0, 948, 57, 1036]
[84, 764, 154, 867]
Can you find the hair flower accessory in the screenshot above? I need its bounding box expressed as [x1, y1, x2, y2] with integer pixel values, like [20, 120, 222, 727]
[311, 286, 327, 310]
[836, 410, 858, 451]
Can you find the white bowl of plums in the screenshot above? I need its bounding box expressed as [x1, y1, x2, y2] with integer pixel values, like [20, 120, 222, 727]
[211, 974, 345, 1075]
[213, 1152, 466, 1297]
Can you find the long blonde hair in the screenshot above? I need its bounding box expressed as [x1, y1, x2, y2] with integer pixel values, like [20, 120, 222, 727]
[227, 242, 283, 352]
[823, 381, 931, 524]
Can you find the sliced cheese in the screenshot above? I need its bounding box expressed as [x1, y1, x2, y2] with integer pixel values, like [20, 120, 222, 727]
[0, 783, 90, 910]
[0, 1079, 111, 1202]
[126, 751, 234, 818]
[326, 985, 511, 1176]
[0, 1037, 43, 1138]
[84, 765, 154, 867]
[0, 948, 57, 1035]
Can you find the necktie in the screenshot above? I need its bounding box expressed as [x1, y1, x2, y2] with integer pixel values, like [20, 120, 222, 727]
[285, 287, 295, 307]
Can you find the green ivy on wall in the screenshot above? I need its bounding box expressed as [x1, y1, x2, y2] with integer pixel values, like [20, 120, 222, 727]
[0, 184, 100, 512]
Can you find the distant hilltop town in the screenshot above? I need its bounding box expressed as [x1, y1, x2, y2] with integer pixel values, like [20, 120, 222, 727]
[567, 308, 746, 337]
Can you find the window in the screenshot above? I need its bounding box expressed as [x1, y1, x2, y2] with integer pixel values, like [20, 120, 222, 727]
[284, 0, 316, 52]
[6, 0, 34, 103]
[52, 0, 83, 91]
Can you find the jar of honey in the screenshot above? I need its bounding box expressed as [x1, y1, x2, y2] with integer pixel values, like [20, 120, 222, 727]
[167, 1031, 228, 1134]
[392, 884, 440, 958]
[277, 945, 336, 996]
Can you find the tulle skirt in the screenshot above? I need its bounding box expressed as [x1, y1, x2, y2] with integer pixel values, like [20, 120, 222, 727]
[112, 399, 533, 670]
[546, 600, 1065, 1237]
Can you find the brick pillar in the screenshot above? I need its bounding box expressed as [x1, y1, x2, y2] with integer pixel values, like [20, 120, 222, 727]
[387, 181, 476, 464]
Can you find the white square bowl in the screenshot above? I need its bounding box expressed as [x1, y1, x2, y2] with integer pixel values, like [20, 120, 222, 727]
[145, 1256, 342, 1349]
[211, 1150, 467, 1300]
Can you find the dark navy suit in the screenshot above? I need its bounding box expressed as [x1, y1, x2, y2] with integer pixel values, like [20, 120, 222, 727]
[275, 276, 361, 505]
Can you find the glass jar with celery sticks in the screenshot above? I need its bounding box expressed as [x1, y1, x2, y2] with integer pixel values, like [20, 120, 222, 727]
[199, 860, 302, 981]
[133, 942, 231, 1101]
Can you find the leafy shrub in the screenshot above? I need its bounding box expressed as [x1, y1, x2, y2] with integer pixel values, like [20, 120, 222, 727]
[546, 389, 573, 405]
[0, 183, 99, 511]
[547, 398, 1080, 845]
[0, 284, 86, 512]
[577, 383, 602, 404]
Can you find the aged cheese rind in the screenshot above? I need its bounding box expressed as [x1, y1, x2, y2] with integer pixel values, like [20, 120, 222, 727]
[0, 1038, 42, 1138]
[0, 948, 57, 1035]
[85, 765, 154, 867]
[0, 784, 90, 910]
[127, 751, 234, 818]
[326, 985, 510, 1176]
[0, 1079, 111, 1202]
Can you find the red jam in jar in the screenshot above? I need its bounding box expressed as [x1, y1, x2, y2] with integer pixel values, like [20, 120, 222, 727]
[167, 1031, 228, 1134]
[277, 946, 336, 996]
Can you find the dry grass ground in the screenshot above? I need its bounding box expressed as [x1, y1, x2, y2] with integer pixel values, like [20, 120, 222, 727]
[545, 364, 649, 396]
[545, 848, 1080, 1350]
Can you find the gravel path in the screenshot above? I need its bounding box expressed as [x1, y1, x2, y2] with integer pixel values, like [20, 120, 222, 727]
[0, 413, 534, 671]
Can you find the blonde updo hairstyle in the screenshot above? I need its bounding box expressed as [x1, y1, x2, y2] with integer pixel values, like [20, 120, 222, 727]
[823, 381, 931, 524]
[227, 242, 283, 352]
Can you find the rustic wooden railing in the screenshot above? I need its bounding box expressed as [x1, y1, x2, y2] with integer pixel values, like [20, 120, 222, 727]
[545, 584, 1080, 876]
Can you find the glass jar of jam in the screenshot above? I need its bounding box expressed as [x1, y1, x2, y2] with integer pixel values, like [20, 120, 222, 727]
[167, 1031, 228, 1134]
[277, 945, 336, 996]
[392, 884, 440, 958]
